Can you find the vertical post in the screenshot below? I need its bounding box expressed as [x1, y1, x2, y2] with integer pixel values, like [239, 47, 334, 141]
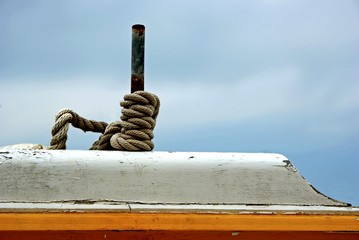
[131, 24, 145, 93]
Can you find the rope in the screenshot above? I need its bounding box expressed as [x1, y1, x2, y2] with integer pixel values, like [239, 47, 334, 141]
[48, 91, 160, 151]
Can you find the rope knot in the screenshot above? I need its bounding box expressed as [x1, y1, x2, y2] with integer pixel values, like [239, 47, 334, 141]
[49, 91, 160, 151]
[111, 91, 160, 151]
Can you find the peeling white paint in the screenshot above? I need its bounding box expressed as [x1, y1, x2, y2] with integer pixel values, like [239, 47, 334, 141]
[0, 202, 358, 214]
[0, 150, 350, 207]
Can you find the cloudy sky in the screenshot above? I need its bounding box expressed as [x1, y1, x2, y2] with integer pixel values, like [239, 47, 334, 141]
[1, 0, 358, 205]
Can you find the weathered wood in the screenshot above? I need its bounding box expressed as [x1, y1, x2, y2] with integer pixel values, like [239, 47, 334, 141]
[0, 150, 349, 207]
[1, 150, 358, 237]
[1, 202, 358, 214]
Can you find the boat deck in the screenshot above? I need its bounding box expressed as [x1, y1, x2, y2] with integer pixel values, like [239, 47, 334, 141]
[0, 150, 358, 239]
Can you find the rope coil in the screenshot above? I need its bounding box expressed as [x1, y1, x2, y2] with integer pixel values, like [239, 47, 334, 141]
[49, 91, 160, 151]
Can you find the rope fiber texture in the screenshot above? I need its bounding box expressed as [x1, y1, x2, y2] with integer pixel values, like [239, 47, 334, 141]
[49, 91, 160, 151]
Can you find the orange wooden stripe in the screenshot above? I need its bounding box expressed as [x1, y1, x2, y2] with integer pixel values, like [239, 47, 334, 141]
[1, 231, 359, 240]
[0, 212, 358, 231]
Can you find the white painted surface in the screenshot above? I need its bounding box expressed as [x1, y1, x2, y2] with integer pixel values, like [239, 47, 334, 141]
[0, 202, 358, 214]
[0, 143, 45, 150]
[0, 150, 348, 207]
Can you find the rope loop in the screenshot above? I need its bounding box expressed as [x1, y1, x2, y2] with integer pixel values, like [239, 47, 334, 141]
[49, 91, 160, 151]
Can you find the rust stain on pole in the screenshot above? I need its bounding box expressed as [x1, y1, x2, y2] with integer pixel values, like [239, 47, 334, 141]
[131, 24, 145, 93]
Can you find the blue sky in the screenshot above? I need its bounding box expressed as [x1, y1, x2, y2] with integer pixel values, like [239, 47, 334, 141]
[0, 0, 358, 205]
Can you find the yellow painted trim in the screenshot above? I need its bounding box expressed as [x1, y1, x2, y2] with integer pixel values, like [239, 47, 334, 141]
[0, 212, 358, 231]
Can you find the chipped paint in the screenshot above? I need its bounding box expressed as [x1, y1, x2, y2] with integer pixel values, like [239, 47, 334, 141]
[0, 150, 350, 208]
[0, 202, 358, 215]
[282, 160, 298, 172]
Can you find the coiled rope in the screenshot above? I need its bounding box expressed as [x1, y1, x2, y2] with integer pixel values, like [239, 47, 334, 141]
[48, 91, 160, 151]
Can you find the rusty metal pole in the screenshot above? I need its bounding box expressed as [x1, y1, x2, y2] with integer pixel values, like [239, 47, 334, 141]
[131, 24, 145, 93]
